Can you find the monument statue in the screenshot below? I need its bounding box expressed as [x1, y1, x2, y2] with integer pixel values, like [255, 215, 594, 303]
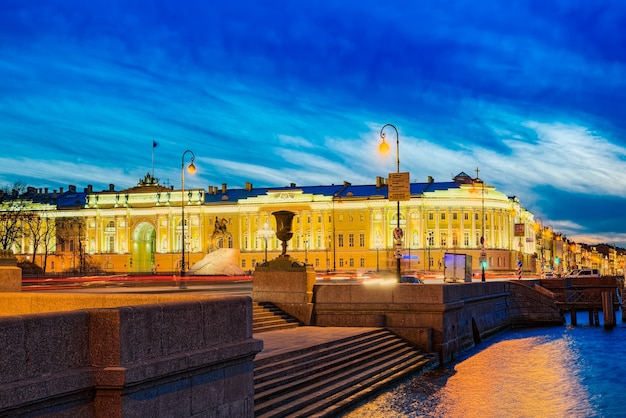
[210, 216, 231, 250]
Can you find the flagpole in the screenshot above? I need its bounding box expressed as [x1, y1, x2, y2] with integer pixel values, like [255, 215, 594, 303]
[152, 140, 155, 178]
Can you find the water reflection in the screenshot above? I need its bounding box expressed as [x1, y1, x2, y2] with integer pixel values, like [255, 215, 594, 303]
[431, 336, 591, 417]
[345, 326, 603, 418]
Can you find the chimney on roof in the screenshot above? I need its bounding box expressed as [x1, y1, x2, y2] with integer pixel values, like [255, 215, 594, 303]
[38, 188, 42, 194]
[245, 182, 253, 191]
[221, 183, 227, 193]
[60, 187, 64, 194]
[290, 183, 296, 188]
[69, 185, 76, 193]
[428, 176, 434, 183]
[53, 190, 57, 198]
[45, 188, 48, 194]
[376, 176, 385, 188]
[109, 184, 115, 191]
[88, 184, 93, 192]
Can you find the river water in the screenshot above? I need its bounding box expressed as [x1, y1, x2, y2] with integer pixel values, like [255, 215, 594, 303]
[345, 312, 626, 418]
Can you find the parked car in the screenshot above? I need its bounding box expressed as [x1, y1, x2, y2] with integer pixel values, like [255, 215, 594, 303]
[574, 268, 600, 278]
[401, 275, 424, 284]
[543, 272, 557, 279]
[563, 269, 600, 278]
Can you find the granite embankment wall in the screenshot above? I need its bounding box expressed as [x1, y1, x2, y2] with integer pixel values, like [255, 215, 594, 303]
[0, 294, 263, 417]
[312, 281, 564, 362]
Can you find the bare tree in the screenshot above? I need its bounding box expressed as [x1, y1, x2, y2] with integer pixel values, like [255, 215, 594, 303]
[55, 216, 86, 273]
[0, 182, 31, 251]
[24, 214, 56, 273]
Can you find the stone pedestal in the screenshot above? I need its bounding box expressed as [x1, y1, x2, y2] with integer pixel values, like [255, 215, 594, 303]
[253, 256, 316, 325]
[0, 250, 21, 292]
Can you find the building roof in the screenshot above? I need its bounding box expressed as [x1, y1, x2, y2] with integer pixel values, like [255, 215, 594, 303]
[202, 180, 462, 203]
[7, 172, 473, 208]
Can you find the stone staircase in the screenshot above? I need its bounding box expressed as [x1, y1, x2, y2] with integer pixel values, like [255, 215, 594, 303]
[253, 328, 435, 418]
[253, 302, 300, 333]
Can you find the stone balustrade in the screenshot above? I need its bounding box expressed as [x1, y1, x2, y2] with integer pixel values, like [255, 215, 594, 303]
[0, 295, 262, 417]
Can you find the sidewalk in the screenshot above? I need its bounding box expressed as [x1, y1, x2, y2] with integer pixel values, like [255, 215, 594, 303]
[254, 326, 380, 361]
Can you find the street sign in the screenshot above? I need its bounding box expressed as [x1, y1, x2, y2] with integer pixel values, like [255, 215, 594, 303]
[393, 227, 404, 241]
[388, 172, 410, 201]
[514, 223, 525, 237]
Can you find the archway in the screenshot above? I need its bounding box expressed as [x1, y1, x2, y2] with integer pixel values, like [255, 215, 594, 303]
[132, 222, 156, 273]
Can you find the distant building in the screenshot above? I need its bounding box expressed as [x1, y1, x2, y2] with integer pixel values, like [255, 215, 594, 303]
[1, 172, 622, 276]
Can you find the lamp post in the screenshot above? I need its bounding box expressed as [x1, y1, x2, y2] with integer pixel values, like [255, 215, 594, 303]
[474, 167, 486, 282]
[481, 177, 485, 282]
[536, 217, 544, 277]
[304, 236, 309, 264]
[427, 231, 433, 273]
[257, 221, 274, 263]
[180, 149, 196, 289]
[375, 235, 382, 272]
[546, 225, 554, 271]
[326, 235, 330, 273]
[379, 123, 402, 283]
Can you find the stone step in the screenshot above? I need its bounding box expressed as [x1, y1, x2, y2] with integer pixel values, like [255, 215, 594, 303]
[252, 302, 300, 334]
[255, 338, 409, 395]
[254, 322, 300, 334]
[254, 329, 394, 377]
[253, 329, 434, 417]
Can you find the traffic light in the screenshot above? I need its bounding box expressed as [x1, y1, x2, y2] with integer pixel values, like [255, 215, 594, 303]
[480, 256, 488, 269]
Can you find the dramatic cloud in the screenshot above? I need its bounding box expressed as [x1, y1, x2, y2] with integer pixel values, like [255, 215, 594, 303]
[1, 0, 625, 246]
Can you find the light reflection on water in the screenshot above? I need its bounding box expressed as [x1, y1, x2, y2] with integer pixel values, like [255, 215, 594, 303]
[344, 313, 625, 418]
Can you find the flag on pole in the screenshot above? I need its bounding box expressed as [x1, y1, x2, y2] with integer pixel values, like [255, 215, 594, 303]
[151, 140, 157, 178]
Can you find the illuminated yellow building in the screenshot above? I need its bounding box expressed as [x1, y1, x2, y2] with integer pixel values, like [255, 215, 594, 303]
[4, 172, 551, 275]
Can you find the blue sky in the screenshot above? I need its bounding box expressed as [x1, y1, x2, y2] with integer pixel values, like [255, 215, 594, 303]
[1, 1, 625, 247]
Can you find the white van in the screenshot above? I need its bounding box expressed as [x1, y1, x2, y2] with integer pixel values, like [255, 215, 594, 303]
[572, 269, 600, 278]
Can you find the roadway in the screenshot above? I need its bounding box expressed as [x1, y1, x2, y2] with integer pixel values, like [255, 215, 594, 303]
[21, 272, 539, 296]
[22, 275, 254, 296]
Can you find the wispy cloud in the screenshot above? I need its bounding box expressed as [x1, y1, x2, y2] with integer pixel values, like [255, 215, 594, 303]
[1, 1, 626, 247]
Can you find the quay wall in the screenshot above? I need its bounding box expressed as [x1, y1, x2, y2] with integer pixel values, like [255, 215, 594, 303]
[0, 294, 263, 417]
[311, 281, 564, 362]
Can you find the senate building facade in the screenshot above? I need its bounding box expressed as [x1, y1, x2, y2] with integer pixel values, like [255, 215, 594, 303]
[3, 171, 619, 276]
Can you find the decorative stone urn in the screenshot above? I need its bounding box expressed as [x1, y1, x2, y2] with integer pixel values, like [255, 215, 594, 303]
[272, 210, 295, 257]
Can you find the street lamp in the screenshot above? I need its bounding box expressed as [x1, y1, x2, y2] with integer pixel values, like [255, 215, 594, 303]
[326, 235, 331, 273]
[257, 221, 275, 263]
[180, 149, 196, 289]
[474, 167, 486, 282]
[303, 236, 309, 264]
[379, 123, 402, 283]
[427, 231, 433, 273]
[536, 217, 544, 277]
